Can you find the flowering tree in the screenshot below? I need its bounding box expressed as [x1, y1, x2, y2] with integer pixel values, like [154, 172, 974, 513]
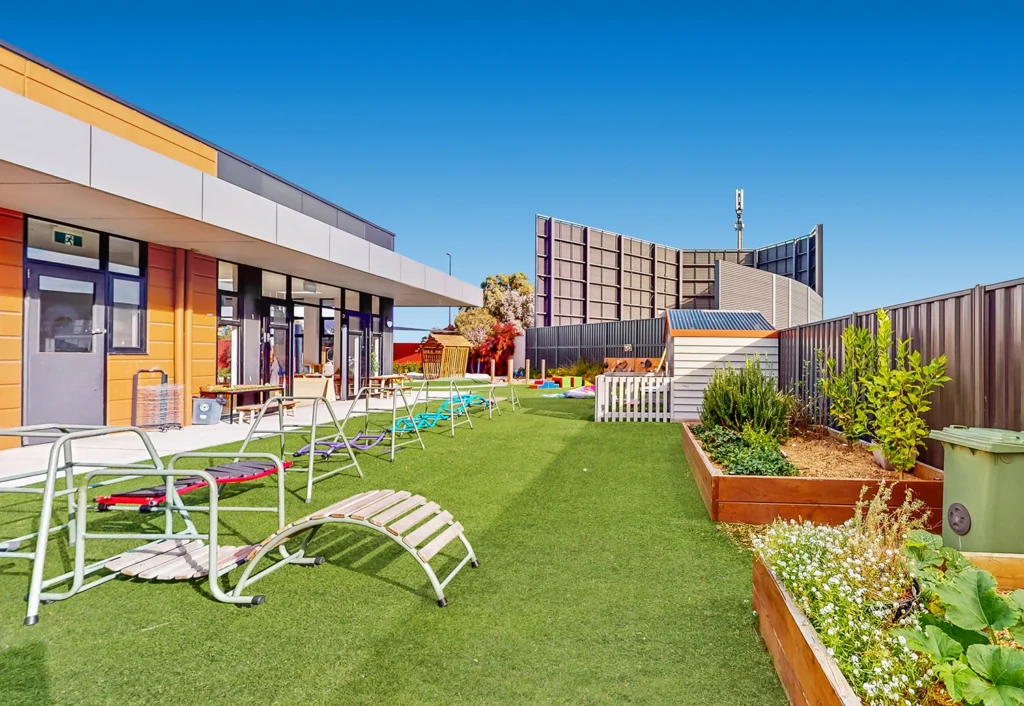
[480, 272, 534, 332]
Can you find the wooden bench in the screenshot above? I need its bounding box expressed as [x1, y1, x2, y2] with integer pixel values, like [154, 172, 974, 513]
[237, 401, 296, 424]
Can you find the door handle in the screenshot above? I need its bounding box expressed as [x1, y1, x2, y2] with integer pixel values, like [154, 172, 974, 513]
[90, 328, 107, 335]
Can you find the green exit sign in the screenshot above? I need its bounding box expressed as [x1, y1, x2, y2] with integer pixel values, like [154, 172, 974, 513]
[54, 231, 83, 247]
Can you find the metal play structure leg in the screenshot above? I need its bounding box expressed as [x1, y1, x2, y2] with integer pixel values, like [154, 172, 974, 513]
[337, 385, 426, 462]
[0, 425, 166, 626]
[237, 396, 362, 503]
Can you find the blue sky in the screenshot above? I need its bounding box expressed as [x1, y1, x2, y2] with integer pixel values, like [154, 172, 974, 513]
[4, 5, 1023, 341]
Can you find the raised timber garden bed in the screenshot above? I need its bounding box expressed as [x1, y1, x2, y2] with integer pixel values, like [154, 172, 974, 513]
[681, 423, 943, 528]
[752, 555, 862, 706]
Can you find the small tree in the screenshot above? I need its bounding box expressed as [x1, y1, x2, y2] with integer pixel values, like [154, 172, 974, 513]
[863, 309, 950, 475]
[817, 313, 890, 442]
[477, 321, 519, 366]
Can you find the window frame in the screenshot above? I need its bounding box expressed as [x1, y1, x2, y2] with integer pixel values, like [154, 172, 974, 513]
[23, 216, 150, 355]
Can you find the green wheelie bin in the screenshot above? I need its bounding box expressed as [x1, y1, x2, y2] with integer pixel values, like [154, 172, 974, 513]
[930, 426, 1024, 554]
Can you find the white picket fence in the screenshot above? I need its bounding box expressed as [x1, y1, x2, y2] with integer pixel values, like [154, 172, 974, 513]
[594, 374, 674, 422]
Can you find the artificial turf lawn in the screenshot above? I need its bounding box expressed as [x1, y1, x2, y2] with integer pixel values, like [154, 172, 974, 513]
[0, 391, 787, 705]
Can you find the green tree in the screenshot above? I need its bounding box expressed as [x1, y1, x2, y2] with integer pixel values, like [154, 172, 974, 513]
[454, 307, 497, 348]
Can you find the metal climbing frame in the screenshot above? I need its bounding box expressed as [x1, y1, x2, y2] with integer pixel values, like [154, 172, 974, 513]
[338, 384, 426, 462]
[237, 395, 361, 503]
[410, 378, 521, 436]
[0, 424, 165, 626]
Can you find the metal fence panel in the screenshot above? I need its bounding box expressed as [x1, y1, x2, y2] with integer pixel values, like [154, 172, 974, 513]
[778, 278, 1024, 468]
[525, 318, 666, 370]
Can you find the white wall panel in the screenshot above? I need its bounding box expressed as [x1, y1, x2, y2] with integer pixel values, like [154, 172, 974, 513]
[276, 205, 329, 260]
[90, 129, 202, 218]
[201, 175, 276, 242]
[368, 244, 401, 280]
[329, 226, 370, 271]
[0, 89, 91, 184]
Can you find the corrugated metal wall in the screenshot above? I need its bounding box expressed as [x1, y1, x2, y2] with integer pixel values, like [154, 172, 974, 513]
[778, 278, 1024, 468]
[715, 260, 823, 327]
[525, 318, 666, 368]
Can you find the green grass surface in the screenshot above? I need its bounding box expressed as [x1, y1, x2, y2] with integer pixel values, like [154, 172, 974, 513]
[0, 391, 786, 705]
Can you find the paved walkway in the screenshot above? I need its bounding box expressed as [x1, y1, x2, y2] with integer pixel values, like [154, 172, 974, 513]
[0, 396, 430, 487]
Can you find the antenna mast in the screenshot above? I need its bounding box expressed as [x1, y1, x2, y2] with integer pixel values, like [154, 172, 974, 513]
[734, 189, 744, 249]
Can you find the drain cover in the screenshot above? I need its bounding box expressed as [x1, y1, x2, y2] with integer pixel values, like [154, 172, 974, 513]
[948, 503, 972, 536]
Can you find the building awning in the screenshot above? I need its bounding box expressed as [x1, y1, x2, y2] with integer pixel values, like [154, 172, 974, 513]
[0, 88, 482, 308]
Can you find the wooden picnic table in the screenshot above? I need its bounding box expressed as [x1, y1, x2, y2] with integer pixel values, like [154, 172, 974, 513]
[199, 384, 285, 424]
[367, 374, 408, 398]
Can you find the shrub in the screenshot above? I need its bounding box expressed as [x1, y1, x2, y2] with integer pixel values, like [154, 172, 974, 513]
[394, 362, 422, 374]
[548, 357, 605, 382]
[864, 309, 951, 475]
[727, 447, 797, 476]
[699, 358, 790, 440]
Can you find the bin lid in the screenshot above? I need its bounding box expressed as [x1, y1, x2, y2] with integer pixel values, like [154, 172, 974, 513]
[929, 426, 1024, 453]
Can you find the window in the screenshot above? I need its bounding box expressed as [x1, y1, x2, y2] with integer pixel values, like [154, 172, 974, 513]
[218, 261, 238, 292]
[262, 271, 287, 299]
[27, 218, 101, 269]
[110, 279, 142, 350]
[38, 276, 96, 353]
[108, 237, 141, 276]
[217, 325, 239, 385]
[371, 296, 380, 315]
[345, 289, 360, 312]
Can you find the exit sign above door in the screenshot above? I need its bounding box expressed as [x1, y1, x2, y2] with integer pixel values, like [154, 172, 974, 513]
[54, 231, 84, 247]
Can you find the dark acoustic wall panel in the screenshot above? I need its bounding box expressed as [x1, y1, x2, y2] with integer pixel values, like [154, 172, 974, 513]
[534, 215, 821, 326]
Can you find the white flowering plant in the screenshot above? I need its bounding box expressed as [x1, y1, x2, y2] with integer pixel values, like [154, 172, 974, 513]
[754, 486, 935, 705]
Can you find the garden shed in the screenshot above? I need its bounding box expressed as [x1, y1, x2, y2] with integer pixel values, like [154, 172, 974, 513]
[663, 310, 778, 419]
[421, 333, 472, 380]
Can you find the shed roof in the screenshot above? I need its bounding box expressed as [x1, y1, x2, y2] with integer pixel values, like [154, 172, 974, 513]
[664, 310, 776, 337]
[425, 333, 472, 348]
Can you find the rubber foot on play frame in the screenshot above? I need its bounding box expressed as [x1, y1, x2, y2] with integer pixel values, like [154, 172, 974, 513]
[238, 595, 266, 608]
[471, 559, 480, 568]
[24, 616, 39, 626]
[437, 598, 448, 608]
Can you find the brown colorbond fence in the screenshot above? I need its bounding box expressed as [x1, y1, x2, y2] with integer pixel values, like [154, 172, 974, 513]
[779, 277, 1024, 468]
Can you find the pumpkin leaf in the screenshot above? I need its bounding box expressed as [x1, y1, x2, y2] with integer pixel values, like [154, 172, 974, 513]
[920, 613, 991, 649]
[1011, 590, 1024, 614]
[962, 645, 1024, 706]
[935, 660, 973, 702]
[896, 625, 963, 662]
[933, 568, 1019, 631]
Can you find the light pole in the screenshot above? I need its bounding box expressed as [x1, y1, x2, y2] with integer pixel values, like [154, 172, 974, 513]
[446, 252, 452, 327]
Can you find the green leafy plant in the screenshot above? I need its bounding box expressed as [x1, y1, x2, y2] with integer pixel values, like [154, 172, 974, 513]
[864, 308, 951, 475]
[901, 530, 1024, 705]
[817, 314, 889, 442]
[699, 357, 791, 440]
[692, 423, 796, 476]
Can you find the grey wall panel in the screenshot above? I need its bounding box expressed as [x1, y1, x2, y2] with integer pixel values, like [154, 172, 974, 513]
[216, 152, 396, 251]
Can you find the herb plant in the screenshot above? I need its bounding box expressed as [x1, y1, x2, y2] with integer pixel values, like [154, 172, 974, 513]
[692, 423, 797, 477]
